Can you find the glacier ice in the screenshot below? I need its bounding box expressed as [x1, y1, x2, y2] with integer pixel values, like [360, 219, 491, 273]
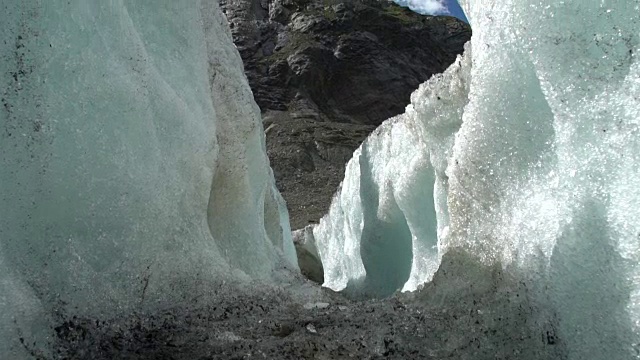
[0, 0, 296, 357]
[310, 49, 470, 297]
[1, 0, 639, 358]
[310, 0, 640, 357]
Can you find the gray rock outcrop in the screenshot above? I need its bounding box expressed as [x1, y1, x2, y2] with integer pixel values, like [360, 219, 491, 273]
[221, 0, 471, 230]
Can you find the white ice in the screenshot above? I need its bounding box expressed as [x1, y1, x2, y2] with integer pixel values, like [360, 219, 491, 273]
[310, 0, 640, 357]
[0, 1, 296, 357]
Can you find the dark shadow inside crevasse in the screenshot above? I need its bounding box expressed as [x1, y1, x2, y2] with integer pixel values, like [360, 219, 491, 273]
[355, 144, 413, 298]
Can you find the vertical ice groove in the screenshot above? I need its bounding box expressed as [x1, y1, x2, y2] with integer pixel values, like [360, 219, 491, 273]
[311, 50, 471, 295]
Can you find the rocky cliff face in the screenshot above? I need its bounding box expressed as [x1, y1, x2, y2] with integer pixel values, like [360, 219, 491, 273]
[221, 0, 470, 230]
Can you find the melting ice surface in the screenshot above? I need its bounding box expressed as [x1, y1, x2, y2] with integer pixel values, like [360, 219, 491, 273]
[308, 0, 640, 358]
[0, 1, 296, 357]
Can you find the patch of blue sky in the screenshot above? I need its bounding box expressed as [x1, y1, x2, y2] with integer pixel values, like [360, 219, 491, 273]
[394, 0, 469, 23]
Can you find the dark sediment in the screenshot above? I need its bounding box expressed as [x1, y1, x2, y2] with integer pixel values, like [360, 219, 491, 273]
[44, 253, 563, 359]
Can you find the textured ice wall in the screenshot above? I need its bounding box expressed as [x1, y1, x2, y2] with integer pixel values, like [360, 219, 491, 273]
[312, 0, 639, 357]
[0, 1, 296, 357]
[309, 52, 471, 297]
[452, 1, 640, 358]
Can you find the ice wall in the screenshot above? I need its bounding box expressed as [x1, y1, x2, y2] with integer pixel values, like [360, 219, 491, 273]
[311, 0, 639, 357]
[309, 52, 471, 297]
[0, 1, 296, 357]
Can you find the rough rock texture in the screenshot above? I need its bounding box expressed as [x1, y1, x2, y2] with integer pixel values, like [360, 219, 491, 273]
[46, 254, 563, 360]
[220, 0, 470, 230]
